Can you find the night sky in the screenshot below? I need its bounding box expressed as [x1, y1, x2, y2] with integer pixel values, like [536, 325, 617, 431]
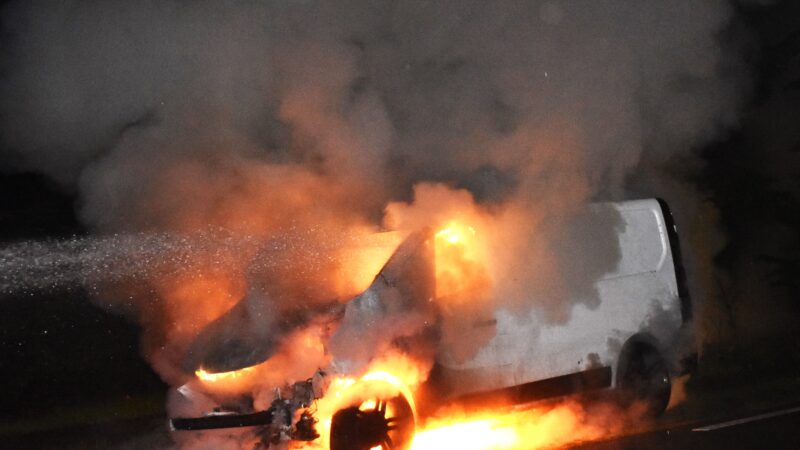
[1, 0, 799, 424]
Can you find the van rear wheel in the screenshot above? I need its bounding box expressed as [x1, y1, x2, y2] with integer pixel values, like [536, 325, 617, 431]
[617, 341, 671, 416]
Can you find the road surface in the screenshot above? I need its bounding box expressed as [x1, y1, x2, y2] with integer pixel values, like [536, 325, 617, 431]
[3, 382, 800, 449]
[571, 402, 800, 450]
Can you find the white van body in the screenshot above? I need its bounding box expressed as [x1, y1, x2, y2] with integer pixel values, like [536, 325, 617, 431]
[170, 199, 690, 445]
[433, 199, 689, 400]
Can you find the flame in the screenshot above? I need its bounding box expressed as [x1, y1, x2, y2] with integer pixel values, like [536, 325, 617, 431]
[436, 222, 476, 245]
[434, 221, 491, 300]
[409, 400, 625, 450]
[193, 326, 330, 396]
[195, 366, 256, 383]
[335, 231, 403, 295]
[185, 220, 625, 450]
[305, 354, 622, 450]
[293, 353, 424, 450]
[180, 207, 627, 450]
[412, 419, 517, 449]
[361, 370, 418, 421]
[292, 356, 624, 450]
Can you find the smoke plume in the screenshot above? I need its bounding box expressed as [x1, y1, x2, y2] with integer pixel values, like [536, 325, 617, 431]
[0, 0, 749, 431]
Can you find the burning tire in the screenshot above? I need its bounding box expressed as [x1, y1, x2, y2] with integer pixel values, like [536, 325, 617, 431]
[617, 339, 671, 416]
[329, 387, 415, 450]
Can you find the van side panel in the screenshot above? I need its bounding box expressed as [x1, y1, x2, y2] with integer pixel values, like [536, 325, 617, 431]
[436, 199, 684, 397]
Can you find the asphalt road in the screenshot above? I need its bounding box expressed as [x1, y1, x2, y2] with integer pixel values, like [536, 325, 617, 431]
[4, 403, 800, 450]
[570, 402, 800, 450]
[3, 381, 800, 449]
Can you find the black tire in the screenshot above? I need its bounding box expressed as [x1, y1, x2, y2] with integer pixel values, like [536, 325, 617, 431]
[617, 341, 671, 416]
[330, 390, 415, 450]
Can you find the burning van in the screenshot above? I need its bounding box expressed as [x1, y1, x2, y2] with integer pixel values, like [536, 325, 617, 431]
[170, 198, 691, 450]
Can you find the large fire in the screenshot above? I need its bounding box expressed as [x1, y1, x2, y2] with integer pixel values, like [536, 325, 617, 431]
[288, 351, 621, 450]
[185, 222, 626, 450]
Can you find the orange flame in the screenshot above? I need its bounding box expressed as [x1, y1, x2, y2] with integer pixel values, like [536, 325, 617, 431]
[293, 364, 624, 450]
[410, 400, 626, 450]
[334, 231, 403, 295]
[195, 366, 256, 383]
[412, 418, 517, 449]
[434, 221, 491, 300]
[436, 222, 476, 245]
[192, 326, 330, 397]
[293, 353, 424, 450]
[190, 217, 626, 450]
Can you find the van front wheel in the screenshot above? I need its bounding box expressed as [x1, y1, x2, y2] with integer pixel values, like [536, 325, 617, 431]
[329, 388, 415, 450]
[617, 341, 671, 416]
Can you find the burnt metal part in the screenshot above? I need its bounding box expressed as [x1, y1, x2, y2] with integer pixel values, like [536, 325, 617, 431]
[171, 410, 273, 431]
[291, 378, 317, 407]
[294, 411, 321, 441]
[171, 406, 321, 439]
[171, 381, 320, 441]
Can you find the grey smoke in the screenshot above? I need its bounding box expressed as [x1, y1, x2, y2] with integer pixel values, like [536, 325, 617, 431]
[0, 0, 749, 386]
[1, 1, 743, 210]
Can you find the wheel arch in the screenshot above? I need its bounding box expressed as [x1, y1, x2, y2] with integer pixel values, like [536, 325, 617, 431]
[614, 332, 672, 416]
[614, 332, 663, 387]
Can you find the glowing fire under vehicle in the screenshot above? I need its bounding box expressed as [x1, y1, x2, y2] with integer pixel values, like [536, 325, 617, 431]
[170, 198, 691, 449]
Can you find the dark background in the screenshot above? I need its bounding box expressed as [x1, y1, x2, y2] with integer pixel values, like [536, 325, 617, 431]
[0, 173, 166, 422]
[0, 0, 799, 426]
